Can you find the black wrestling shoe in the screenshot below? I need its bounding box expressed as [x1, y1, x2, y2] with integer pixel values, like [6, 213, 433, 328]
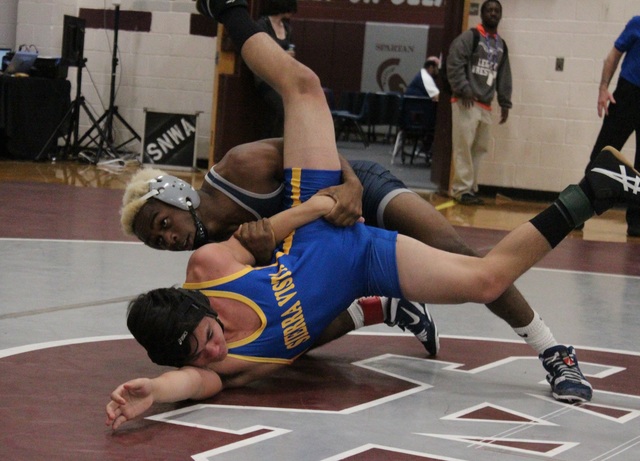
[383, 297, 439, 356]
[584, 146, 640, 215]
[194, 0, 247, 19]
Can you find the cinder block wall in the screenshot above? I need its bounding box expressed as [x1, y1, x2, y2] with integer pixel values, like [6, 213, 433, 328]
[0, 1, 18, 49]
[470, 0, 639, 192]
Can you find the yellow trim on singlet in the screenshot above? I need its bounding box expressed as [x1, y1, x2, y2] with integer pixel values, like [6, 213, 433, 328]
[190, 289, 267, 349]
[289, 168, 302, 204]
[226, 353, 295, 365]
[183, 266, 253, 289]
[281, 168, 303, 255]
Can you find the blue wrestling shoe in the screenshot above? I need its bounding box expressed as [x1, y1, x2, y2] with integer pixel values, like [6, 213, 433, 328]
[383, 298, 439, 356]
[194, 0, 247, 19]
[540, 345, 592, 403]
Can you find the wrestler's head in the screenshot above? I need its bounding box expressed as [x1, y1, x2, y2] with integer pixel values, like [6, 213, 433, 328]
[126, 288, 226, 368]
[121, 169, 208, 251]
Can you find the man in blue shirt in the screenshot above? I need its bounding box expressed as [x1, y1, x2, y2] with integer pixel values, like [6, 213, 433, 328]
[586, 16, 640, 236]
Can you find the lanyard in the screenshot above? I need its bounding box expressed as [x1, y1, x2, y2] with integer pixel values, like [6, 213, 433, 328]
[482, 33, 501, 69]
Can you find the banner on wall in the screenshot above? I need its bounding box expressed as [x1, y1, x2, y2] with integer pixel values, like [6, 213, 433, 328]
[361, 22, 430, 93]
[141, 110, 199, 170]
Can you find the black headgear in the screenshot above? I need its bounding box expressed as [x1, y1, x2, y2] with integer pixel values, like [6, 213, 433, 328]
[128, 288, 221, 368]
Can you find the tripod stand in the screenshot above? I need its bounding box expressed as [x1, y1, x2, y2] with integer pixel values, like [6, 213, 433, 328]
[57, 58, 115, 161]
[35, 28, 113, 161]
[76, 3, 140, 164]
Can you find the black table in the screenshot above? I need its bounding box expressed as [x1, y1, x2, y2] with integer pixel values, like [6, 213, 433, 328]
[0, 76, 71, 160]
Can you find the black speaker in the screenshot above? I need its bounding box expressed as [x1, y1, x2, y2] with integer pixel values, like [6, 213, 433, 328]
[61, 15, 86, 67]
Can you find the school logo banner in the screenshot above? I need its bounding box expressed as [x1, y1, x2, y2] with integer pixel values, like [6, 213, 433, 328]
[361, 22, 429, 93]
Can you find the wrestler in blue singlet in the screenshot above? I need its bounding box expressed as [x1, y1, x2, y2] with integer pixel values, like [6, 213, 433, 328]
[185, 169, 403, 364]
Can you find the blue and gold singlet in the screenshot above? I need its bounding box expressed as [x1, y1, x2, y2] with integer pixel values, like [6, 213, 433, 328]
[184, 169, 403, 364]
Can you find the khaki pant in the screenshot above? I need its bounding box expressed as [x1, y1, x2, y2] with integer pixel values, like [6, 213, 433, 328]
[450, 101, 493, 199]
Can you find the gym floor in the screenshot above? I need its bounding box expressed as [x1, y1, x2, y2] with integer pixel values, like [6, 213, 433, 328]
[1, 142, 639, 460]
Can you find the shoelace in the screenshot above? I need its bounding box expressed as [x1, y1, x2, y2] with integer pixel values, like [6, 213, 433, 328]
[544, 353, 584, 383]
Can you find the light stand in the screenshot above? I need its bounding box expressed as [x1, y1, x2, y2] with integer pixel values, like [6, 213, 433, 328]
[36, 15, 112, 161]
[62, 58, 113, 160]
[77, 1, 140, 164]
[35, 57, 108, 161]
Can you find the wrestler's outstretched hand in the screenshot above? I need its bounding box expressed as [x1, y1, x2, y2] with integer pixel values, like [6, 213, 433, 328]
[106, 378, 154, 430]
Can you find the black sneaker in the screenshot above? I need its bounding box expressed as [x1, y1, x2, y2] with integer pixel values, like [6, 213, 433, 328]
[539, 345, 592, 403]
[584, 146, 640, 215]
[383, 298, 439, 356]
[456, 193, 484, 205]
[194, 0, 248, 19]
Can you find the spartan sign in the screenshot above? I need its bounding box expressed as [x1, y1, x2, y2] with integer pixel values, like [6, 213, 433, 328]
[142, 110, 198, 168]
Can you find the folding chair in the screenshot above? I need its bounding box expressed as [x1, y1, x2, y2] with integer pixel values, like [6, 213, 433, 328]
[390, 95, 436, 165]
[331, 91, 371, 148]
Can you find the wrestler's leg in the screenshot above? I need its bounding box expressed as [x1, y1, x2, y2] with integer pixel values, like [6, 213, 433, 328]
[383, 192, 534, 327]
[241, 38, 338, 171]
[392, 146, 640, 402]
[202, 2, 339, 172]
[312, 313, 355, 348]
[394, 224, 547, 305]
[313, 298, 386, 348]
[353, 161, 550, 342]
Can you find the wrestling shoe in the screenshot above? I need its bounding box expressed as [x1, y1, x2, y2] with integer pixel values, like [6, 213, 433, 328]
[540, 345, 592, 403]
[194, 0, 247, 19]
[584, 146, 640, 215]
[383, 298, 439, 356]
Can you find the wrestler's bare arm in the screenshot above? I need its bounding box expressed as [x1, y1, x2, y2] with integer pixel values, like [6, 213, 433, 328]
[240, 195, 335, 250]
[188, 195, 337, 278]
[106, 366, 223, 430]
[105, 345, 288, 430]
